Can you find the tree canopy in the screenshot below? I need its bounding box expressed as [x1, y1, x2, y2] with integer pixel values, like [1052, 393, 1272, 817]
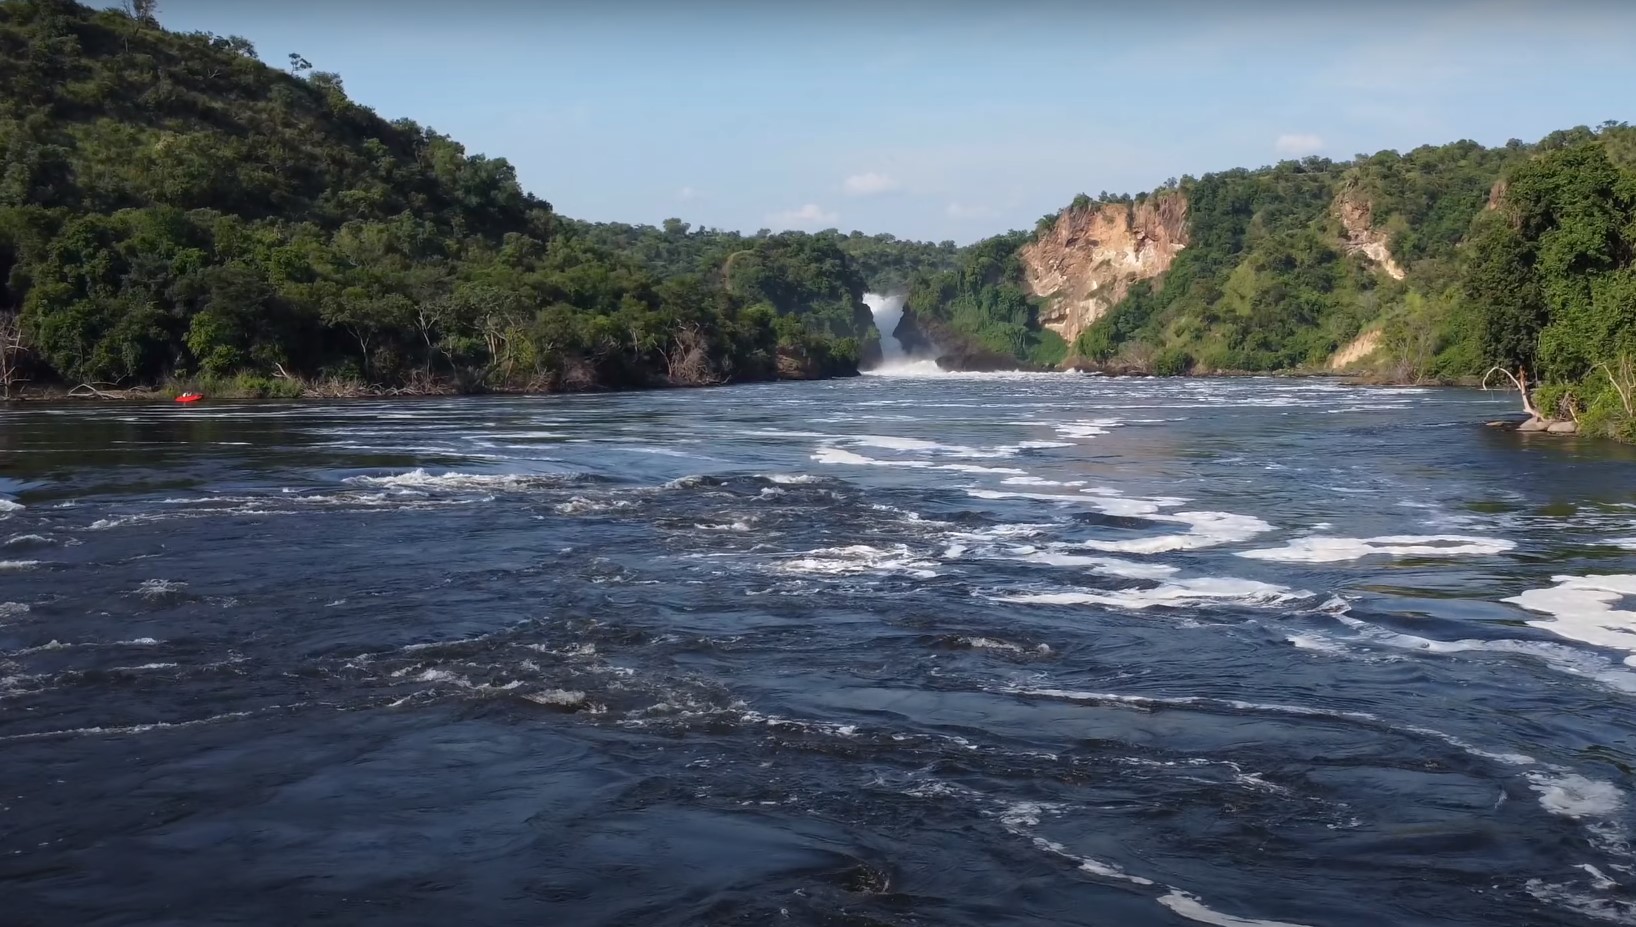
[0, 0, 950, 396]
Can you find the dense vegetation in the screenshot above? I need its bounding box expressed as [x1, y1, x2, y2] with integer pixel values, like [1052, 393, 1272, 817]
[1465, 136, 1636, 440]
[1, 1, 1630, 443]
[1066, 151, 1503, 375]
[901, 232, 1067, 368]
[565, 220, 960, 297]
[1054, 125, 1635, 438]
[0, 0, 952, 397]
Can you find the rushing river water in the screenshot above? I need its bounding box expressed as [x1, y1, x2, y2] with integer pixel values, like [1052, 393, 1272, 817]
[3, 374, 1636, 926]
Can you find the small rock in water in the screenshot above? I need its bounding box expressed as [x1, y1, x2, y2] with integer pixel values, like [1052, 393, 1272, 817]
[1546, 421, 1578, 435]
[1516, 418, 1550, 433]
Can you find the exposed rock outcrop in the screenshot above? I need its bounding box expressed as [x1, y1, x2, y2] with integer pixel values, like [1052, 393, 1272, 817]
[893, 306, 1035, 372]
[891, 305, 939, 358]
[1334, 187, 1406, 280]
[1328, 329, 1381, 371]
[1019, 193, 1189, 346]
[1499, 417, 1579, 435]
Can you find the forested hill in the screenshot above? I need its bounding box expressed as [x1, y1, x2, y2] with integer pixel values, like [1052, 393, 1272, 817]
[0, 0, 952, 397]
[895, 126, 1636, 440]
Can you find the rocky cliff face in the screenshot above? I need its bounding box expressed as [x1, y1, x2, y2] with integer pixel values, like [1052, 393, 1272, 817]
[1328, 329, 1381, 370]
[1019, 194, 1189, 346]
[1334, 188, 1406, 280]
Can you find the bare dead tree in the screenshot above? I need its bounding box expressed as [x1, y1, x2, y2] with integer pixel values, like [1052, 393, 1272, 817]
[0, 312, 27, 400]
[1597, 356, 1636, 419]
[661, 324, 725, 386]
[1482, 365, 1542, 419]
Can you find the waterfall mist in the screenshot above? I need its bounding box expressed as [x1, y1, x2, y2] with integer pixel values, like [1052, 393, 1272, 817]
[863, 293, 939, 375]
[864, 293, 908, 362]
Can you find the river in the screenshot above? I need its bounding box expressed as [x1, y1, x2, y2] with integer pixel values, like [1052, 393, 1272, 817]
[3, 373, 1636, 926]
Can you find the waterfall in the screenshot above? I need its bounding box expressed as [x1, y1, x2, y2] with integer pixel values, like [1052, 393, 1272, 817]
[863, 292, 940, 375]
[864, 293, 908, 362]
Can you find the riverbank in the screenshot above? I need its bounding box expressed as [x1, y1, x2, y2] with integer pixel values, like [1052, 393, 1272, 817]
[1, 362, 860, 404]
[11, 366, 1623, 446]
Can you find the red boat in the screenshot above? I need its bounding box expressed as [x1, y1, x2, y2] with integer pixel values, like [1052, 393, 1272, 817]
[175, 392, 203, 404]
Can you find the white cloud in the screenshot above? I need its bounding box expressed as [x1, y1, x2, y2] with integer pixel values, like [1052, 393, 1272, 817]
[841, 172, 900, 197]
[677, 186, 701, 200]
[768, 203, 838, 227]
[945, 202, 996, 219]
[1274, 133, 1326, 156]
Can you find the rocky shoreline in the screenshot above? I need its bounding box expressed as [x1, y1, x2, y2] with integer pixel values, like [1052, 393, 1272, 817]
[1487, 416, 1581, 435]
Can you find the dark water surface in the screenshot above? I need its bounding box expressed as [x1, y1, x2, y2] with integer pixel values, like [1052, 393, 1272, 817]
[3, 374, 1636, 926]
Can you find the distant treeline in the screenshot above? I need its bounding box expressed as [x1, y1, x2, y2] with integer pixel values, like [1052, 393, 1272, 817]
[0, 0, 956, 397]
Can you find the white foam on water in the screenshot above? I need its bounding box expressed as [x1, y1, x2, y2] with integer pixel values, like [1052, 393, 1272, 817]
[1285, 633, 1349, 654]
[694, 519, 754, 532]
[778, 544, 939, 579]
[1073, 511, 1276, 555]
[0, 602, 29, 620]
[765, 473, 822, 484]
[1054, 419, 1124, 439]
[1580, 864, 1620, 891]
[957, 636, 1050, 655]
[1083, 495, 1167, 517]
[947, 523, 1057, 543]
[1529, 773, 1626, 820]
[937, 462, 1028, 476]
[4, 534, 50, 547]
[849, 435, 949, 452]
[1505, 575, 1636, 665]
[413, 667, 523, 692]
[814, 445, 900, 468]
[968, 488, 1102, 505]
[1331, 615, 1636, 693]
[844, 436, 1017, 459]
[742, 430, 844, 440]
[860, 358, 949, 377]
[969, 486, 1192, 518]
[1027, 834, 1155, 885]
[814, 447, 1024, 475]
[524, 689, 587, 708]
[737, 710, 862, 739]
[1157, 891, 1314, 927]
[0, 560, 40, 571]
[554, 497, 636, 515]
[1000, 476, 1086, 488]
[0, 498, 22, 514]
[1006, 547, 1180, 580]
[344, 469, 573, 491]
[986, 787, 1318, 926]
[478, 430, 568, 440]
[1525, 878, 1636, 925]
[995, 576, 1307, 611]
[135, 579, 187, 599]
[624, 447, 717, 461]
[1239, 534, 1516, 563]
[1608, 538, 1636, 551]
[974, 485, 1263, 554]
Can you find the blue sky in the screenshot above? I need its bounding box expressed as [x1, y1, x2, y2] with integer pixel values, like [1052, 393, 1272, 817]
[138, 0, 1636, 243]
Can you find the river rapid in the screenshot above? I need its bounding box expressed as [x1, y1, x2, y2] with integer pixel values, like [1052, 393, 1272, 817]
[3, 373, 1636, 926]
